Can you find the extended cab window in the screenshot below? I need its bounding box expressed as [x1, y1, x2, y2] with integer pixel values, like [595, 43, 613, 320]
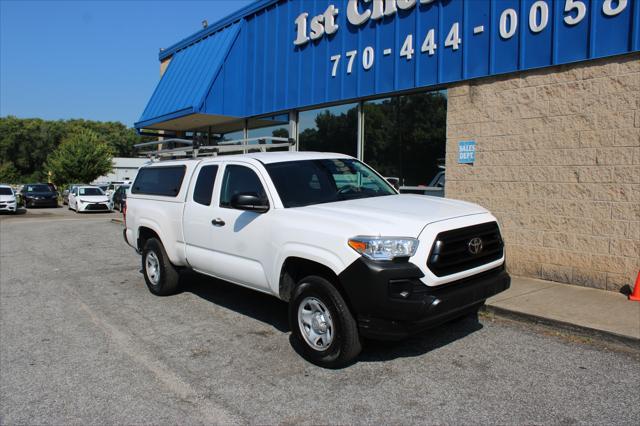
[192, 165, 219, 206]
[220, 165, 267, 208]
[132, 166, 186, 197]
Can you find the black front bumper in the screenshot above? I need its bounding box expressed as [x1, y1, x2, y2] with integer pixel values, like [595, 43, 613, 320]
[338, 258, 510, 340]
[25, 198, 57, 207]
[84, 203, 109, 211]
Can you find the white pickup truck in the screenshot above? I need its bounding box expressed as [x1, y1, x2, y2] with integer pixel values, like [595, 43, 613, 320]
[123, 151, 509, 367]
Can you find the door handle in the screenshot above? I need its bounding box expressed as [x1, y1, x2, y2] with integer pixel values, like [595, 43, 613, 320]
[211, 218, 225, 227]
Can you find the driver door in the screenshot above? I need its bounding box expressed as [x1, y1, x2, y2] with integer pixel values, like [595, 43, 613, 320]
[186, 161, 274, 291]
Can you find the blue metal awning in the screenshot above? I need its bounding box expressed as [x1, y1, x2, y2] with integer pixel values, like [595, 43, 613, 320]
[135, 21, 242, 130]
[137, 0, 639, 132]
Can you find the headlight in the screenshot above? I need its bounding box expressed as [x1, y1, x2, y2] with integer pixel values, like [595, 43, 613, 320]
[348, 236, 418, 261]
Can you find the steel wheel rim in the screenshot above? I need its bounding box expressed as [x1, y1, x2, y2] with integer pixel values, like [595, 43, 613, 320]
[145, 251, 160, 285]
[298, 296, 334, 351]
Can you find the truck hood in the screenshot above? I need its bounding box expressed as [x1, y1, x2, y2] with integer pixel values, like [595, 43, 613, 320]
[299, 194, 488, 237]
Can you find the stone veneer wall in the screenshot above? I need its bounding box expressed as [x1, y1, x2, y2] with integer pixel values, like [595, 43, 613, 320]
[445, 53, 639, 292]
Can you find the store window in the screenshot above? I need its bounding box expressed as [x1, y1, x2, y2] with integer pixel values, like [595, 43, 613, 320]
[298, 103, 358, 157]
[207, 121, 245, 155]
[363, 91, 447, 188]
[248, 114, 289, 139]
[247, 114, 290, 151]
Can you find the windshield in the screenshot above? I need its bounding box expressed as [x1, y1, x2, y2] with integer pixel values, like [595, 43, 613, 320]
[265, 158, 396, 208]
[0, 187, 13, 195]
[79, 187, 104, 196]
[25, 184, 51, 192]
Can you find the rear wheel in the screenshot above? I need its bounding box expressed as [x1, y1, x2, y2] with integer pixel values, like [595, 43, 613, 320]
[142, 238, 180, 296]
[289, 276, 361, 368]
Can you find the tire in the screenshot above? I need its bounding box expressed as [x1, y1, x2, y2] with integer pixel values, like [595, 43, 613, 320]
[141, 238, 180, 296]
[289, 276, 361, 368]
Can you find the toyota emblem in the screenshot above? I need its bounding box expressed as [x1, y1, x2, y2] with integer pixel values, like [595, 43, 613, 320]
[468, 237, 483, 255]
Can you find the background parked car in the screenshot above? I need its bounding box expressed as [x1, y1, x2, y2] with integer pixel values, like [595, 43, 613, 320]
[20, 183, 58, 208]
[112, 184, 129, 212]
[68, 186, 112, 213]
[0, 184, 18, 213]
[399, 169, 445, 197]
[62, 183, 84, 205]
[105, 181, 125, 199]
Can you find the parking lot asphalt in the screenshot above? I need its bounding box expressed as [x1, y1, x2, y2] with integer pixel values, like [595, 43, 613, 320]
[1, 207, 639, 424]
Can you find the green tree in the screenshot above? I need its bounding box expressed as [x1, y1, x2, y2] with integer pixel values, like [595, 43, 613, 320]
[0, 162, 19, 183]
[0, 116, 144, 182]
[45, 129, 113, 186]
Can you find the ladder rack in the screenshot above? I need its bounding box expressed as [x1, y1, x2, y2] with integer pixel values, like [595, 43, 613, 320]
[134, 136, 295, 160]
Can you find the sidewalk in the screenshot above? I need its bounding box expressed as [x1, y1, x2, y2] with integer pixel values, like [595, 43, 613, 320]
[484, 276, 640, 344]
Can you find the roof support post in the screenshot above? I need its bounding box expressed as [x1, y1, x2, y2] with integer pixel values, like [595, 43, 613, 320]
[289, 110, 298, 152]
[357, 101, 364, 161]
[242, 120, 249, 153]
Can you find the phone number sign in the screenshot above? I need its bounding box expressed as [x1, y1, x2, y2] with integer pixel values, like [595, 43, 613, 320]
[288, 0, 639, 103]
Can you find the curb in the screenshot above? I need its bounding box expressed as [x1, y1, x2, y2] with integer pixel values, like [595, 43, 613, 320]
[481, 304, 640, 350]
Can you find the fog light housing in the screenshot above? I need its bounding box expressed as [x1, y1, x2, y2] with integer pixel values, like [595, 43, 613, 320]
[389, 279, 413, 299]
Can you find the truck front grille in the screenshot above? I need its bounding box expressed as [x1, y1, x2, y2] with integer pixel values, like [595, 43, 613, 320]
[427, 222, 504, 277]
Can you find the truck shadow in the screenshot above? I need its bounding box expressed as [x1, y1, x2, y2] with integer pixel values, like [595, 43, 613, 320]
[179, 271, 484, 364]
[358, 315, 483, 363]
[179, 270, 290, 333]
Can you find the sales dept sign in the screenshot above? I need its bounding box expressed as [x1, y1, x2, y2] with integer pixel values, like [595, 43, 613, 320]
[292, 0, 635, 79]
[458, 141, 476, 164]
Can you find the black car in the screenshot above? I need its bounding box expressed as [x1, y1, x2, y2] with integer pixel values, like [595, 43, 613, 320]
[112, 185, 129, 212]
[21, 183, 59, 208]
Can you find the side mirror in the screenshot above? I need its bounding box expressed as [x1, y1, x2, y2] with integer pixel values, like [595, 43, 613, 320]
[230, 193, 269, 213]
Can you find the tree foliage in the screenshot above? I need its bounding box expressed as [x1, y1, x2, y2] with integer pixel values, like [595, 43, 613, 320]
[45, 129, 114, 186]
[0, 162, 20, 183]
[0, 116, 142, 183]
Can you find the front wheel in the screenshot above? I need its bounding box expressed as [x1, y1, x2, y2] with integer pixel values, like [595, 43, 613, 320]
[289, 276, 361, 368]
[142, 238, 180, 296]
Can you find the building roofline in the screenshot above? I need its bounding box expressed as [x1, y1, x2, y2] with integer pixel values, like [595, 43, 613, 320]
[159, 0, 277, 61]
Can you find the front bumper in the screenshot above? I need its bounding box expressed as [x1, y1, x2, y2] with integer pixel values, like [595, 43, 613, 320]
[25, 198, 57, 207]
[338, 258, 510, 340]
[78, 202, 112, 212]
[0, 202, 17, 212]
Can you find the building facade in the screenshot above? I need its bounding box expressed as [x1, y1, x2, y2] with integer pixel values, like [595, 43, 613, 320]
[136, 0, 639, 291]
[94, 157, 149, 184]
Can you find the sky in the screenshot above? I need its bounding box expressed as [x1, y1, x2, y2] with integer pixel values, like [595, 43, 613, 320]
[0, 0, 252, 127]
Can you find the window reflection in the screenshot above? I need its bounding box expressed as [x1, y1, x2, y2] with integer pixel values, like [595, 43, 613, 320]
[298, 103, 358, 157]
[363, 91, 446, 188]
[248, 114, 290, 151]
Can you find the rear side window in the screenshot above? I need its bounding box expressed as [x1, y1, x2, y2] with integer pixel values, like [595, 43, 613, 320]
[220, 165, 267, 208]
[192, 165, 219, 206]
[132, 166, 186, 197]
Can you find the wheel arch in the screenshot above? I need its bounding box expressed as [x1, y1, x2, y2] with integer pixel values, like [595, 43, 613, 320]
[279, 257, 355, 314]
[137, 226, 162, 252]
